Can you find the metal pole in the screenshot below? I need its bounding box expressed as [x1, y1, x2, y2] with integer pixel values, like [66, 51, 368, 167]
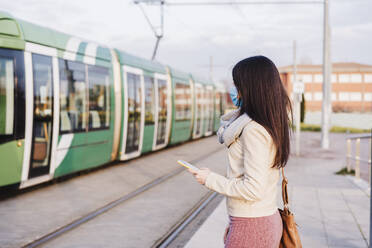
[293, 40, 300, 156]
[209, 56, 213, 81]
[293, 40, 297, 92]
[321, 0, 332, 149]
[355, 138, 360, 179]
[369, 128, 372, 248]
[346, 138, 351, 172]
[134, 0, 164, 60]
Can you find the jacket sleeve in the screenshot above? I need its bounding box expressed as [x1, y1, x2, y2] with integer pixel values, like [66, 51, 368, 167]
[204, 123, 274, 202]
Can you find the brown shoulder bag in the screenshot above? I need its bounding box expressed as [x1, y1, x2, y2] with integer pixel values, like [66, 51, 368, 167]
[278, 167, 302, 248]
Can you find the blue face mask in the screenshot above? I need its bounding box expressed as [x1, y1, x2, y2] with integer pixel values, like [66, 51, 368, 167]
[230, 86, 242, 107]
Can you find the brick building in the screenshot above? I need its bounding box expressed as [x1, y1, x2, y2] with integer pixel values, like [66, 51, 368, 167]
[279, 63, 372, 112]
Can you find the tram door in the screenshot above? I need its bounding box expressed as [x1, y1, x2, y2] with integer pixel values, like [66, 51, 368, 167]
[192, 84, 203, 139]
[28, 54, 54, 178]
[153, 75, 169, 149]
[121, 67, 145, 160]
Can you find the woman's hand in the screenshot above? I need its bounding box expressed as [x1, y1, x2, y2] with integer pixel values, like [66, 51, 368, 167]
[188, 167, 211, 185]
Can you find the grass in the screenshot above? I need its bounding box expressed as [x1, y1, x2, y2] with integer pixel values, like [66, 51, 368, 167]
[335, 167, 355, 176]
[296, 123, 371, 133]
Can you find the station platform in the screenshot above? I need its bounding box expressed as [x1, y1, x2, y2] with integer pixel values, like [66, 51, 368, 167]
[185, 131, 370, 248]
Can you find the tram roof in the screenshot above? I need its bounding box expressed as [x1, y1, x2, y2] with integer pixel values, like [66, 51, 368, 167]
[191, 74, 214, 87]
[0, 11, 111, 62]
[114, 49, 167, 74]
[167, 66, 191, 82]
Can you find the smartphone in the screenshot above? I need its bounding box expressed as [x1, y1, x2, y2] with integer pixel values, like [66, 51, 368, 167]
[177, 160, 200, 171]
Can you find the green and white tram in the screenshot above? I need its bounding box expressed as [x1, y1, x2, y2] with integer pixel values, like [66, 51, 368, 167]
[0, 11, 227, 190]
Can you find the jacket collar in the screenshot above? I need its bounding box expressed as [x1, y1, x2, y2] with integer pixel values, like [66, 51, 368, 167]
[217, 108, 252, 147]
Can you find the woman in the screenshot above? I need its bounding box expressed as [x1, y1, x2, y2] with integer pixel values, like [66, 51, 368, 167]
[189, 56, 293, 248]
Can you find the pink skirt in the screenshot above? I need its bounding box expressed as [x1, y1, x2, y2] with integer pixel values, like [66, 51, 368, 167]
[224, 210, 283, 248]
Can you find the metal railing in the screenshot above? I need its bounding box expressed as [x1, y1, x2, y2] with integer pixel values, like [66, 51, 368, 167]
[346, 133, 372, 182]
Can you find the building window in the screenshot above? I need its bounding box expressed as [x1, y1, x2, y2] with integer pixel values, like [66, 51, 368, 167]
[0, 57, 14, 135]
[349, 92, 362, 101]
[331, 93, 337, 101]
[304, 92, 312, 101]
[339, 92, 349, 101]
[364, 93, 372, 101]
[314, 74, 322, 83]
[351, 74, 362, 83]
[364, 74, 372, 83]
[88, 65, 110, 129]
[339, 74, 350, 83]
[331, 74, 337, 83]
[314, 92, 322, 101]
[290, 74, 309, 83]
[59, 59, 87, 133]
[174, 82, 191, 121]
[302, 74, 312, 83]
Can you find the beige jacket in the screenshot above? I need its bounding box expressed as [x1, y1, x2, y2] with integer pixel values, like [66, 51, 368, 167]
[205, 120, 280, 217]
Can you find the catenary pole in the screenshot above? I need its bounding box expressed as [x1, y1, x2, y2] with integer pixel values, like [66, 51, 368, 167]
[370, 128, 372, 248]
[209, 56, 213, 81]
[134, 0, 164, 60]
[321, 0, 332, 149]
[293, 40, 301, 156]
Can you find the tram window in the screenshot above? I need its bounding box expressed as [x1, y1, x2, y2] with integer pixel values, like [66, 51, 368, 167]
[156, 79, 167, 145]
[125, 72, 142, 153]
[33, 55, 53, 119]
[88, 65, 110, 129]
[207, 89, 214, 132]
[174, 82, 191, 121]
[195, 86, 202, 135]
[59, 59, 87, 133]
[0, 57, 14, 136]
[144, 76, 155, 125]
[215, 92, 221, 118]
[203, 89, 209, 124]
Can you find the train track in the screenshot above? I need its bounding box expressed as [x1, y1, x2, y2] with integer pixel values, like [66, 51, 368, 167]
[23, 146, 224, 248]
[153, 191, 219, 248]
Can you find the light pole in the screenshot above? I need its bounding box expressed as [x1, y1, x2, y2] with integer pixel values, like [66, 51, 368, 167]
[321, 0, 332, 149]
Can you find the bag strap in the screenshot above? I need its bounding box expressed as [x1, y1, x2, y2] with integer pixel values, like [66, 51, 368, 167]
[281, 167, 290, 214]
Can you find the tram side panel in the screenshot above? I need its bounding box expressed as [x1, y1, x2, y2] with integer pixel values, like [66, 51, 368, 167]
[202, 85, 214, 137]
[0, 10, 225, 189]
[114, 49, 172, 161]
[51, 49, 115, 178]
[168, 69, 193, 145]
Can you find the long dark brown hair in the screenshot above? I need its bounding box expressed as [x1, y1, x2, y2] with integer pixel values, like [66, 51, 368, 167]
[232, 56, 293, 168]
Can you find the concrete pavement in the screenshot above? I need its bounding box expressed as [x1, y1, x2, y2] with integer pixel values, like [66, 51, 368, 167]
[0, 136, 225, 248]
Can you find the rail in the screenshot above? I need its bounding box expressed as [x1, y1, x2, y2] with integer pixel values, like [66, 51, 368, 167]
[346, 133, 372, 182]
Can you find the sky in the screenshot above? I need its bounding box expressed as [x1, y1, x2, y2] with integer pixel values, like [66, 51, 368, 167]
[1, 0, 371, 83]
